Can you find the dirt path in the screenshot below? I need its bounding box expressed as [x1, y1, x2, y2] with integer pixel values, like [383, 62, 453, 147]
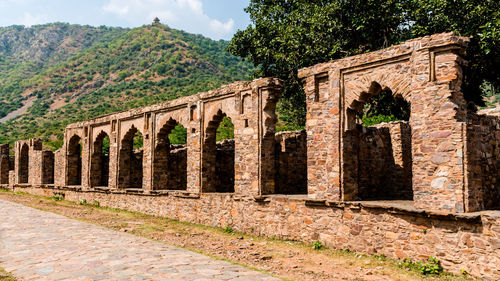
[0, 191, 475, 281]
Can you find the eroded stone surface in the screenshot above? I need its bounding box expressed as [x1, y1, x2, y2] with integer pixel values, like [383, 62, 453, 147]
[0, 199, 278, 281]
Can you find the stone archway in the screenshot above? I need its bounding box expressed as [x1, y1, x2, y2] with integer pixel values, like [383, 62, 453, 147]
[118, 126, 143, 189]
[90, 131, 110, 187]
[67, 135, 82, 186]
[202, 109, 235, 193]
[342, 83, 413, 201]
[18, 143, 29, 184]
[153, 118, 187, 190]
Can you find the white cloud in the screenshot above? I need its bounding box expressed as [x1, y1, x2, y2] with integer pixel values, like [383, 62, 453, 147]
[210, 18, 234, 34]
[102, 0, 235, 40]
[19, 12, 47, 27]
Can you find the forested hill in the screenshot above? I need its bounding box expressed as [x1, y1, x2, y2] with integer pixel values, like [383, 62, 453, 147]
[0, 23, 254, 149]
[0, 23, 128, 116]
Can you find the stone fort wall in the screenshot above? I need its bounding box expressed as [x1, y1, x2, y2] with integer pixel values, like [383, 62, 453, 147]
[1, 32, 499, 279]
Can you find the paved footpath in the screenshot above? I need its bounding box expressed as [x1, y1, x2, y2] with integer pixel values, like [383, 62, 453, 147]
[0, 200, 278, 281]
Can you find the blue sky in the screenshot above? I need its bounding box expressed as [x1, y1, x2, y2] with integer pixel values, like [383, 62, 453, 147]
[0, 0, 251, 40]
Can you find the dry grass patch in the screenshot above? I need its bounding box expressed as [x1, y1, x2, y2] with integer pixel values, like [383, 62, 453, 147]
[0, 267, 17, 281]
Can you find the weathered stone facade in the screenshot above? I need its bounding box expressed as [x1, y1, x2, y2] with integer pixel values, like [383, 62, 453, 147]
[2, 33, 499, 279]
[298, 32, 499, 213]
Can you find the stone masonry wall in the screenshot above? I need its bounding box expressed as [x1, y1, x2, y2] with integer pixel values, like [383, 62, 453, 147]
[465, 114, 500, 211]
[274, 131, 307, 194]
[13, 186, 500, 280]
[215, 140, 235, 192]
[168, 145, 187, 190]
[357, 121, 413, 200]
[299, 33, 475, 212]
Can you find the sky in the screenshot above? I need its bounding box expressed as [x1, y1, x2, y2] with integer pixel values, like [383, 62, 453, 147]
[0, 0, 251, 40]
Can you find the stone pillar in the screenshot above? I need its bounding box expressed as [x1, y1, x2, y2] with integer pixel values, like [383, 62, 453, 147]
[258, 84, 281, 195]
[81, 127, 91, 189]
[232, 88, 259, 196]
[108, 120, 119, 189]
[186, 102, 202, 194]
[411, 44, 469, 212]
[29, 150, 43, 186]
[142, 113, 153, 192]
[300, 70, 341, 200]
[54, 149, 65, 186]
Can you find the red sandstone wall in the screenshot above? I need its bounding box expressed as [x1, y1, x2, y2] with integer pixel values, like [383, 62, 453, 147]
[14, 186, 500, 280]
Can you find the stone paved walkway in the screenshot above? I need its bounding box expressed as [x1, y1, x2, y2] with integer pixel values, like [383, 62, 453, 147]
[0, 200, 278, 281]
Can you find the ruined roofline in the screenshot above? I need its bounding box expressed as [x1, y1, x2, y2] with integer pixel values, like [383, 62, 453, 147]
[65, 77, 282, 129]
[298, 32, 469, 79]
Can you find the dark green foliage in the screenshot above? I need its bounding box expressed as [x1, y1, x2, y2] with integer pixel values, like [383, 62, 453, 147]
[361, 90, 410, 126]
[229, 0, 499, 128]
[417, 257, 442, 275]
[102, 135, 110, 156]
[405, 0, 499, 104]
[362, 115, 400, 127]
[169, 124, 187, 145]
[399, 257, 443, 275]
[312, 241, 323, 250]
[133, 131, 143, 150]
[228, 0, 408, 128]
[216, 116, 234, 142]
[223, 226, 234, 234]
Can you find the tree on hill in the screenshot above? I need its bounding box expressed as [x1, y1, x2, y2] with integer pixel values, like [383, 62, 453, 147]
[228, 0, 499, 129]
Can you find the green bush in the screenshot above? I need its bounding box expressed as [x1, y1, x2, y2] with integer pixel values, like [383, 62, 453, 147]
[418, 256, 442, 275]
[223, 226, 234, 234]
[312, 241, 323, 250]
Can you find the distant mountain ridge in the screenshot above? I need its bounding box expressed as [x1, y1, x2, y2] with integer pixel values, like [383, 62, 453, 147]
[0, 23, 254, 149]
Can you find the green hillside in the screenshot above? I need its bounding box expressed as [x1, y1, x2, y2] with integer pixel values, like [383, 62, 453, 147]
[0, 23, 254, 149]
[0, 23, 128, 116]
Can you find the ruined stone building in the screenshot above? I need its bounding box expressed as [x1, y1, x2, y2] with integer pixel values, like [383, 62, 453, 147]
[2, 33, 499, 279]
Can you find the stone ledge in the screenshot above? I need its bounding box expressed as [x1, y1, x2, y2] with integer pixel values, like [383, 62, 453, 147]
[327, 200, 488, 222]
[5, 185, 500, 222]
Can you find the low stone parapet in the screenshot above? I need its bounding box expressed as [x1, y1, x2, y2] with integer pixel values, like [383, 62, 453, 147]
[7, 185, 500, 280]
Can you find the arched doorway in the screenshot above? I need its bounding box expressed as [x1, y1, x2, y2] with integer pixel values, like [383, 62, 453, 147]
[90, 131, 110, 187]
[202, 110, 234, 193]
[118, 126, 143, 189]
[18, 143, 29, 184]
[67, 135, 82, 186]
[344, 83, 412, 200]
[154, 119, 187, 190]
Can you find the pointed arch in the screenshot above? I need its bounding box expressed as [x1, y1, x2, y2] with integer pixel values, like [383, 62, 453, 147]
[90, 131, 110, 187]
[118, 125, 143, 189]
[18, 143, 29, 184]
[202, 109, 235, 193]
[153, 118, 187, 190]
[67, 135, 82, 186]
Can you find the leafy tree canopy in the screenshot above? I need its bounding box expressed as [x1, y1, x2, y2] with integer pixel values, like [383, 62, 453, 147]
[228, 0, 499, 128]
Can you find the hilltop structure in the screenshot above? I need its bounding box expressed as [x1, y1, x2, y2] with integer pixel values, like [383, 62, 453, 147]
[2, 33, 499, 279]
